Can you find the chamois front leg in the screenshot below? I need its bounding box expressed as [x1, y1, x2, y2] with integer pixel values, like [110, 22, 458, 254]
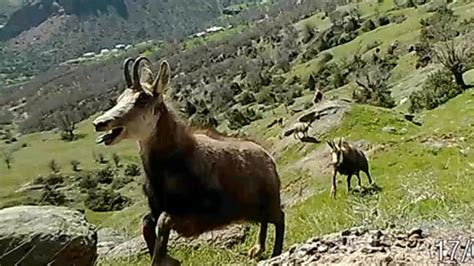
[331, 169, 338, 199]
[151, 212, 180, 266]
[142, 212, 157, 257]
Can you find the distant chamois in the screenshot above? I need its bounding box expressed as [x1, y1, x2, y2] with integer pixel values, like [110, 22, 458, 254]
[326, 138, 373, 199]
[283, 122, 311, 140]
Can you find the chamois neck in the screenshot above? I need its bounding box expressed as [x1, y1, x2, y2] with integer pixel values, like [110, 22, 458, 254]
[138, 104, 195, 158]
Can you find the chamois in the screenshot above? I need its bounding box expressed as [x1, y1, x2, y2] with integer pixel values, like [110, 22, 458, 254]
[326, 138, 373, 199]
[93, 57, 285, 265]
[283, 122, 311, 140]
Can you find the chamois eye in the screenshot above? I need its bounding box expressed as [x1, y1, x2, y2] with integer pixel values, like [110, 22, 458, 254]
[137, 93, 150, 105]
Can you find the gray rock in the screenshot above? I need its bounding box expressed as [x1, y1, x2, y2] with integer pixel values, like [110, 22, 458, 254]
[382, 126, 397, 134]
[0, 206, 97, 266]
[97, 228, 127, 255]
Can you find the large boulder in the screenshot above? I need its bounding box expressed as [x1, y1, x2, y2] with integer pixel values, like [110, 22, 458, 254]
[0, 206, 97, 266]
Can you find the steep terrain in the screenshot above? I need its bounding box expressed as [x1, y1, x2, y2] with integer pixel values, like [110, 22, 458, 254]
[0, 0, 473, 265]
[0, 0, 257, 84]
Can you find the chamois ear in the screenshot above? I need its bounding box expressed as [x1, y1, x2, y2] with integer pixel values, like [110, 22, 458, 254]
[152, 60, 170, 94]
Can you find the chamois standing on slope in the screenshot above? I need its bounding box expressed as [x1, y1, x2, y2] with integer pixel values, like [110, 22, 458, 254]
[93, 57, 285, 266]
[283, 122, 311, 140]
[327, 138, 373, 199]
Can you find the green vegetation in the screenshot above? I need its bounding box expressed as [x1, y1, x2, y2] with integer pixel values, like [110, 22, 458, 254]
[0, 0, 473, 265]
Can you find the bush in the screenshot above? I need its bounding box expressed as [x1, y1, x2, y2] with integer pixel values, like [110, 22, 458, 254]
[78, 173, 99, 190]
[237, 90, 256, 105]
[93, 152, 107, 164]
[40, 185, 67, 206]
[124, 163, 141, 177]
[377, 15, 390, 26]
[112, 153, 121, 168]
[96, 166, 115, 184]
[48, 159, 61, 173]
[391, 14, 407, 24]
[361, 19, 376, 32]
[85, 188, 131, 212]
[409, 70, 462, 113]
[111, 177, 134, 190]
[70, 160, 81, 172]
[225, 107, 261, 130]
[33, 174, 65, 186]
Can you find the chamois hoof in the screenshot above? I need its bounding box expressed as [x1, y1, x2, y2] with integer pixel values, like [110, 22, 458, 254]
[248, 244, 265, 258]
[153, 255, 181, 266]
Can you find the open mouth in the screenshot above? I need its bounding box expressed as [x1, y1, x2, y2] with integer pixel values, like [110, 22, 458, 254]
[96, 127, 124, 145]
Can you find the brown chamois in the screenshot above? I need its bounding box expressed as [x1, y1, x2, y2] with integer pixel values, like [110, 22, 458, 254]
[93, 57, 285, 266]
[326, 138, 373, 199]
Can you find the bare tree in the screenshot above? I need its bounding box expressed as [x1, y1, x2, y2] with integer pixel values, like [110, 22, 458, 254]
[434, 38, 472, 90]
[55, 111, 78, 141]
[352, 54, 396, 108]
[1, 149, 13, 169]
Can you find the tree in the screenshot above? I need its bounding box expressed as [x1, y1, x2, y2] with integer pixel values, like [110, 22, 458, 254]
[1, 149, 13, 169]
[351, 53, 396, 108]
[434, 38, 472, 90]
[55, 111, 78, 141]
[419, 5, 472, 90]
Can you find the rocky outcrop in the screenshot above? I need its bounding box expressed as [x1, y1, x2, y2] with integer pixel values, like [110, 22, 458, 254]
[258, 226, 473, 265]
[0, 206, 97, 266]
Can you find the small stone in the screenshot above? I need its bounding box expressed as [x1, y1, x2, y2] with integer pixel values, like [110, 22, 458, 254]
[407, 240, 418, 248]
[317, 245, 329, 253]
[341, 237, 348, 245]
[373, 230, 383, 239]
[289, 244, 298, 254]
[382, 126, 397, 134]
[361, 246, 386, 254]
[394, 240, 406, 248]
[341, 229, 351, 236]
[309, 237, 321, 243]
[396, 234, 406, 240]
[408, 228, 423, 238]
[371, 238, 382, 247]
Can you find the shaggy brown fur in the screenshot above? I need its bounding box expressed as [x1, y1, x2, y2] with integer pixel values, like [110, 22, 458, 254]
[94, 57, 284, 266]
[327, 138, 373, 199]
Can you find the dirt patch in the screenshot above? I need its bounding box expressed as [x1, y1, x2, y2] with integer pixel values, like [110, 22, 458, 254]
[259, 226, 474, 265]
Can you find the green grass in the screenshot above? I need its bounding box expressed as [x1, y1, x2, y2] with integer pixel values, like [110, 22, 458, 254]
[1, 0, 473, 265]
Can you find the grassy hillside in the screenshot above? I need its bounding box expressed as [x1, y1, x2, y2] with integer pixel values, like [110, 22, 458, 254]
[0, 0, 473, 265]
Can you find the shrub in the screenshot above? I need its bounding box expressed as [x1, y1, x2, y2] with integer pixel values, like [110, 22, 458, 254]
[96, 166, 115, 184]
[377, 15, 390, 26]
[409, 70, 462, 113]
[124, 163, 141, 177]
[237, 90, 256, 105]
[111, 177, 134, 190]
[70, 160, 81, 172]
[85, 188, 131, 212]
[33, 174, 64, 186]
[361, 19, 376, 32]
[78, 173, 99, 190]
[48, 159, 61, 173]
[93, 152, 107, 164]
[40, 185, 67, 206]
[112, 153, 121, 168]
[225, 107, 261, 130]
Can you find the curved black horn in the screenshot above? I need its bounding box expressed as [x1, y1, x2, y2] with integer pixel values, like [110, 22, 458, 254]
[123, 58, 134, 87]
[132, 56, 151, 89]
